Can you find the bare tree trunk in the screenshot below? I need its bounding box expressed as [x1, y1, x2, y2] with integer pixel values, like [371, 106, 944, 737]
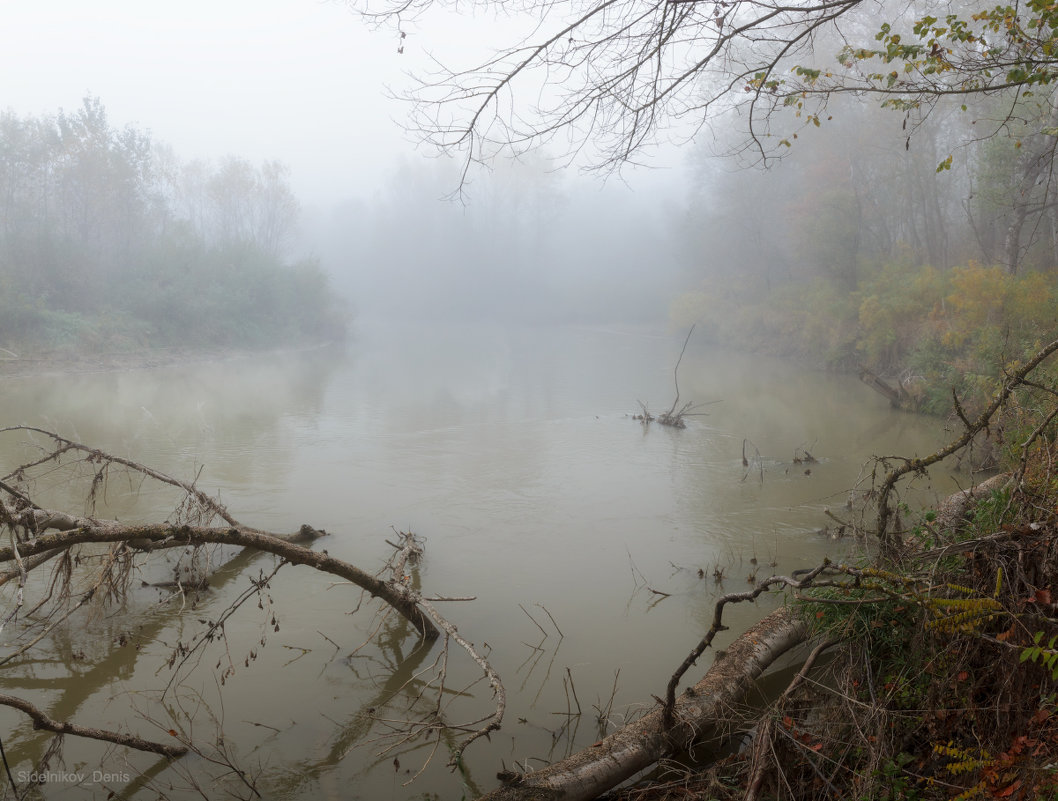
[1003, 200, 1032, 275]
[1002, 102, 1058, 275]
[475, 606, 808, 801]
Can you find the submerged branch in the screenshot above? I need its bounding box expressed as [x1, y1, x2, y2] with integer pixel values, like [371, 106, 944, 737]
[0, 693, 187, 758]
[0, 519, 440, 641]
[0, 429, 518, 777]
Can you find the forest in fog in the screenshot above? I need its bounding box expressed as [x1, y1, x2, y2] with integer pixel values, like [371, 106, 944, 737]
[0, 97, 345, 354]
[671, 89, 1058, 412]
[3, 84, 1057, 418]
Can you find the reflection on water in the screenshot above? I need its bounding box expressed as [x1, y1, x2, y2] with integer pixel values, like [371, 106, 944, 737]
[0, 323, 956, 799]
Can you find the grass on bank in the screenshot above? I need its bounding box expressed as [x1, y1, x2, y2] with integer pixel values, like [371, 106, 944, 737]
[0, 243, 348, 361]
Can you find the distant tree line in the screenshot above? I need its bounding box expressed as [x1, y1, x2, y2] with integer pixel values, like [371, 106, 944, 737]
[0, 96, 346, 355]
[673, 89, 1058, 411]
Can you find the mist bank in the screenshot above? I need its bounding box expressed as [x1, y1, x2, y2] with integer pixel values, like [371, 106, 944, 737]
[0, 95, 686, 363]
[668, 90, 1058, 414]
[0, 97, 346, 360]
[302, 157, 686, 326]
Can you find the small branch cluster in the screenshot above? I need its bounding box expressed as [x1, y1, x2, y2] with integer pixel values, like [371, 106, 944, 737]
[873, 336, 1058, 558]
[633, 325, 717, 429]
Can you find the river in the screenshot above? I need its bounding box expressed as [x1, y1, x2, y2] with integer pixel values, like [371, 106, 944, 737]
[0, 321, 955, 799]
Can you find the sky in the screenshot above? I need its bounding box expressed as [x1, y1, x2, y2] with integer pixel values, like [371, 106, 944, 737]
[0, 0, 690, 207]
[0, 0, 478, 204]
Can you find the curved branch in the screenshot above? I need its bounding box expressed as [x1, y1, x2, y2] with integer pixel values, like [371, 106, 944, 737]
[663, 560, 831, 724]
[0, 521, 440, 640]
[0, 693, 187, 759]
[0, 426, 238, 526]
[418, 594, 506, 765]
[874, 336, 1058, 553]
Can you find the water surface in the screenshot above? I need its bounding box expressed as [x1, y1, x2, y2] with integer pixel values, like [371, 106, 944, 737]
[0, 322, 956, 799]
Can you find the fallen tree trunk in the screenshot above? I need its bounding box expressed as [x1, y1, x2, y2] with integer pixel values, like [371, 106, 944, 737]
[476, 606, 808, 801]
[932, 472, 1010, 532]
[858, 366, 906, 408]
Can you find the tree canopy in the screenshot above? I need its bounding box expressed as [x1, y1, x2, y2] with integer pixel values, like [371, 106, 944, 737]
[356, 0, 1058, 172]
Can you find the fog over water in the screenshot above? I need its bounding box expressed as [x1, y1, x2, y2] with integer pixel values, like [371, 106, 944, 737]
[0, 323, 956, 799]
[0, 0, 1010, 798]
[1, 1, 693, 329]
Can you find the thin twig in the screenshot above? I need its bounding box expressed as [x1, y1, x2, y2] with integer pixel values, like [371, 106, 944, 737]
[665, 324, 696, 419]
[520, 603, 548, 638]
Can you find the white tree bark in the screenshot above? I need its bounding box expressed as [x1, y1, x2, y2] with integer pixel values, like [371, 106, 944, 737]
[476, 606, 808, 801]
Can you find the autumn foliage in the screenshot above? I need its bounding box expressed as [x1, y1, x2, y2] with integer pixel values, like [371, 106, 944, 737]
[673, 259, 1057, 415]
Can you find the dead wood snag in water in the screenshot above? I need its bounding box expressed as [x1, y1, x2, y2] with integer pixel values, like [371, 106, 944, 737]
[633, 325, 717, 429]
[0, 426, 503, 793]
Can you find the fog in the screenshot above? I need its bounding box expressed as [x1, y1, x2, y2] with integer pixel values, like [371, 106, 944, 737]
[1, 0, 430, 202]
[6, 1, 1058, 798]
[298, 159, 687, 323]
[0, 0, 698, 328]
[5, 0, 1053, 342]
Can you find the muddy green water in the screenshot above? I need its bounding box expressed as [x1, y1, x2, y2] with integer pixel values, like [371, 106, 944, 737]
[0, 322, 957, 799]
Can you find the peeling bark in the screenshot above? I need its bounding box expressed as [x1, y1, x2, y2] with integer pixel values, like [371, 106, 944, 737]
[475, 606, 808, 801]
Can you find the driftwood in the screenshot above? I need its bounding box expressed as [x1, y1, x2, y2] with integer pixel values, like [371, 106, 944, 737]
[932, 472, 1010, 532]
[473, 463, 1028, 801]
[0, 517, 439, 640]
[858, 366, 907, 408]
[0, 427, 508, 779]
[0, 693, 187, 758]
[475, 606, 808, 801]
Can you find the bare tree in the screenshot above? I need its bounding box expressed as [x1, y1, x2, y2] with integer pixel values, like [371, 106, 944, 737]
[351, 0, 1058, 181]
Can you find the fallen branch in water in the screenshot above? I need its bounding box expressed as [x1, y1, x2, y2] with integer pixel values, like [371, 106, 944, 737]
[663, 561, 833, 726]
[0, 427, 505, 790]
[633, 326, 719, 429]
[476, 605, 809, 801]
[659, 324, 696, 427]
[0, 693, 187, 758]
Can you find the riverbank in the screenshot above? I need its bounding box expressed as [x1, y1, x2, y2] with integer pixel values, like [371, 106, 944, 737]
[0, 339, 344, 379]
[599, 351, 1058, 801]
[672, 261, 1058, 415]
[611, 475, 1058, 800]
